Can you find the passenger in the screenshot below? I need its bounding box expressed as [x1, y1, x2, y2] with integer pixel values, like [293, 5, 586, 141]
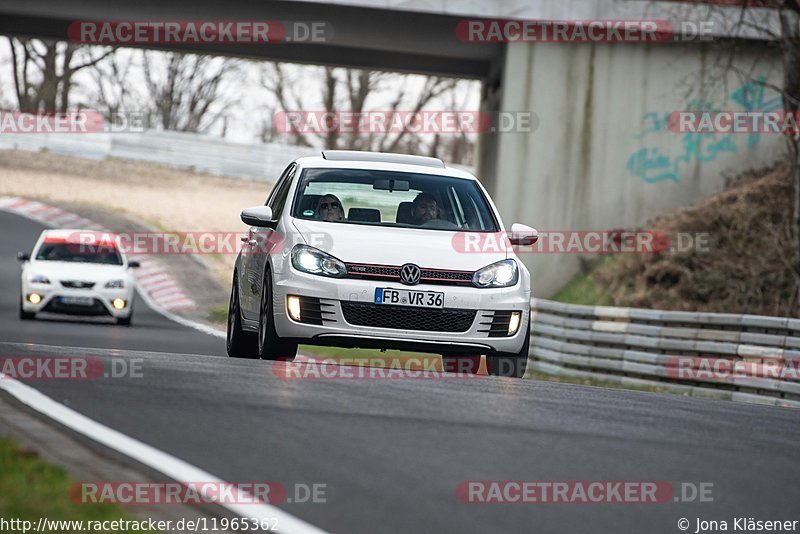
[410, 193, 440, 225]
[315, 194, 345, 222]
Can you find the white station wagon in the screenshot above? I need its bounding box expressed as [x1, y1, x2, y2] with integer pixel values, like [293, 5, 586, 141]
[227, 151, 537, 377]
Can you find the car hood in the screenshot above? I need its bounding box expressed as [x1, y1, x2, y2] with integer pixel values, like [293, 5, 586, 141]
[25, 261, 129, 281]
[291, 219, 508, 271]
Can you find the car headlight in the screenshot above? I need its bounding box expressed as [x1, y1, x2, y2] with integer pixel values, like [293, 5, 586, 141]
[105, 279, 125, 289]
[291, 245, 347, 277]
[29, 274, 50, 284]
[472, 259, 518, 288]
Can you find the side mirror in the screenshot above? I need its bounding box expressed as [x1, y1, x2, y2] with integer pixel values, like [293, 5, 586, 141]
[509, 223, 538, 246]
[17, 252, 30, 262]
[241, 206, 275, 227]
[128, 261, 140, 268]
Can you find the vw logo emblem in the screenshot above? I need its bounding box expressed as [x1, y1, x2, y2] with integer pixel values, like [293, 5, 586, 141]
[400, 263, 421, 285]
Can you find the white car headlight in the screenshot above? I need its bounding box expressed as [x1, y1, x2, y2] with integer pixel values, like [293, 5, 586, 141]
[291, 245, 347, 277]
[472, 259, 518, 288]
[29, 274, 51, 284]
[104, 279, 125, 289]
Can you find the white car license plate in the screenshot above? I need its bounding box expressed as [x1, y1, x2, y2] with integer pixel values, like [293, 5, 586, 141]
[374, 288, 444, 308]
[60, 296, 94, 306]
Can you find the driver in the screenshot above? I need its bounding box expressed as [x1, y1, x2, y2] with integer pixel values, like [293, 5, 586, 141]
[315, 194, 345, 222]
[410, 193, 440, 225]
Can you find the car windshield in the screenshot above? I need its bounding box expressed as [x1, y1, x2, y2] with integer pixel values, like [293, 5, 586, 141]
[35, 242, 123, 265]
[291, 168, 499, 231]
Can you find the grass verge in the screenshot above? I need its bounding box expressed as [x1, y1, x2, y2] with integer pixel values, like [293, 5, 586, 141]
[0, 437, 156, 530]
[525, 370, 677, 395]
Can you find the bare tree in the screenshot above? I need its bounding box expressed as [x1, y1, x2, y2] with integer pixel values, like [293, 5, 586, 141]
[262, 63, 462, 154]
[627, 0, 800, 311]
[261, 63, 314, 146]
[376, 75, 458, 153]
[778, 3, 800, 308]
[140, 51, 241, 134]
[6, 37, 112, 113]
[87, 49, 138, 119]
[657, 1, 800, 307]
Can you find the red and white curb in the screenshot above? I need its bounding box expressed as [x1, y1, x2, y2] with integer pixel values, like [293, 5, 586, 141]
[0, 196, 197, 312]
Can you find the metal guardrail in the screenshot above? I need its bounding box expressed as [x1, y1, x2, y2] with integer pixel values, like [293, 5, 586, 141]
[0, 130, 317, 182]
[527, 299, 800, 409]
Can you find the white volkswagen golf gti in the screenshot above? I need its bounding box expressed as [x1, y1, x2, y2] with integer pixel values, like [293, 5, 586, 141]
[18, 229, 138, 325]
[227, 151, 537, 377]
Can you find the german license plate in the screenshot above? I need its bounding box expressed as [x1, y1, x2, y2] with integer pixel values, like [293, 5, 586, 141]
[374, 288, 444, 308]
[60, 296, 94, 306]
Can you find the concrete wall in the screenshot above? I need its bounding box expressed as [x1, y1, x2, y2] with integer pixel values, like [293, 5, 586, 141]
[490, 40, 786, 297]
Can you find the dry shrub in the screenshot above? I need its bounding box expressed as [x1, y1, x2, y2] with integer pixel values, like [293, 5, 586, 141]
[594, 166, 799, 317]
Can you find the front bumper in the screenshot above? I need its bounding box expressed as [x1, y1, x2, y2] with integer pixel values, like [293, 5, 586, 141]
[21, 282, 134, 318]
[271, 268, 530, 354]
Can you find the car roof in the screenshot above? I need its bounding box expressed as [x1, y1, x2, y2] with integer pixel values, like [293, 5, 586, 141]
[38, 229, 123, 249]
[294, 151, 478, 181]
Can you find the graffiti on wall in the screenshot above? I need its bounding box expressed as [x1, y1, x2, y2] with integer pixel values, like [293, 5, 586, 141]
[626, 77, 782, 184]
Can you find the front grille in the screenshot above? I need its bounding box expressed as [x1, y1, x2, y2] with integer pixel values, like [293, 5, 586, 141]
[341, 302, 476, 332]
[60, 280, 96, 289]
[43, 297, 108, 316]
[345, 263, 473, 286]
[478, 310, 514, 337]
[295, 296, 336, 326]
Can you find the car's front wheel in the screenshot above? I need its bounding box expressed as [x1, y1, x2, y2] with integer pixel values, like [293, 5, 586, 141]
[486, 320, 530, 378]
[227, 276, 258, 358]
[258, 268, 297, 361]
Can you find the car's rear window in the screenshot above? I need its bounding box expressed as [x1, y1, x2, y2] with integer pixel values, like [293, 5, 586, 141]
[291, 168, 499, 232]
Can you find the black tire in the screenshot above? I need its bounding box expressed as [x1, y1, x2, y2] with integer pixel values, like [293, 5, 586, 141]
[19, 296, 35, 321]
[487, 319, 530, 378]
[116, 314, 133, 326]
[227, 276, 259, 358]
[441, 355, 481, 375]
[258, 268, 297, 361]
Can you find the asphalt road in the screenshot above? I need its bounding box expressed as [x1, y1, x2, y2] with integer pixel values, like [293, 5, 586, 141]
[1, 209, 800, 534]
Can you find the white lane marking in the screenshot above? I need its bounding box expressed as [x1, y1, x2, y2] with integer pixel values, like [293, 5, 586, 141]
[0, 376, 329, 534]
[136, 284, 223, 338]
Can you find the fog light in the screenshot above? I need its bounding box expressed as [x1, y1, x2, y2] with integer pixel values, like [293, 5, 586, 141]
[508, 311, 521, 335]
[287, 295, 301, 321]
[112, 298, 126, 310]
[27, 293, 42, 305]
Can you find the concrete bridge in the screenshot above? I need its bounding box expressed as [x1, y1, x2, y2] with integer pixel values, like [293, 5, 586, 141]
[0, 0, 786, 295]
